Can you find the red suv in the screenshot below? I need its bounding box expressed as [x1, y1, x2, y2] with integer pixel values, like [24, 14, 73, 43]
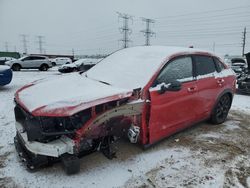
[14, 46, 236, 174]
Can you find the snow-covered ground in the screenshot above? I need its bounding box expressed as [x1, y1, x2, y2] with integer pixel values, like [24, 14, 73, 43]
[0, 70, 250, 188]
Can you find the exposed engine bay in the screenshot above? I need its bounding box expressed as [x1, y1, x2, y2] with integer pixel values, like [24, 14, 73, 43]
[14, 93, 144, 174]
[237, 52, 250, 94]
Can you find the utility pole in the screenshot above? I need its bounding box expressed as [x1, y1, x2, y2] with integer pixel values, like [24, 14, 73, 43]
[20, 34, 28, 54]
[5, 42, 9, 52]
[213, 42, 215, 52]
[72, 48, 75, 56]
[117, 12, 133, 48]
[141, 18, 155, 46]
[36, 35, 45, 54]
[242, 27, 246, 56]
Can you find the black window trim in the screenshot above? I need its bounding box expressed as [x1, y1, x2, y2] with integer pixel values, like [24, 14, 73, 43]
[213, 57, 226, 73]
[192, 54, 218, 77]
[152, 55, 195, 87]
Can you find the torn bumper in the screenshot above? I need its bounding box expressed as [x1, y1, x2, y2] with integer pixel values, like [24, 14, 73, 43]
[14, 121, 76, 169]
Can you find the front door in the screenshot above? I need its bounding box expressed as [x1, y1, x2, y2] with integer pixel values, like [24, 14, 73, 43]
[148, 56, 199, 144]
[21, 56, 33, 68]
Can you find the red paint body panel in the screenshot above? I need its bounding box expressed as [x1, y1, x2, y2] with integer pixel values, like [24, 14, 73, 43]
[141, 52, 236, 145]
[148, 81, 200, 144]
[15, 89, 132, 117]
[195, 77, 223, 119]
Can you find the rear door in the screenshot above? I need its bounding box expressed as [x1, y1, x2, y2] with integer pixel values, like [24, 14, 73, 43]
[32, 56, 46, 67]
[193, 55, 224, 119]
[148, 56, 199, 144]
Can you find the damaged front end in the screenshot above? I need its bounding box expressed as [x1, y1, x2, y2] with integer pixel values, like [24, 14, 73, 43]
[14, 95, 144, 174]
[237, 52, 250, 94]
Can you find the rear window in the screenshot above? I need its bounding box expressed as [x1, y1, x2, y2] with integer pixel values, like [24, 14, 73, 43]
[194, 55, 216, 76]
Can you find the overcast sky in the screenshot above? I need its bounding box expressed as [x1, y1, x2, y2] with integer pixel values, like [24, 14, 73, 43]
[0, 0, 249, 56]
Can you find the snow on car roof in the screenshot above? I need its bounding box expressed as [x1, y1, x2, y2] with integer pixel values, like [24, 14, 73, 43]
[86, 46, 210, 89]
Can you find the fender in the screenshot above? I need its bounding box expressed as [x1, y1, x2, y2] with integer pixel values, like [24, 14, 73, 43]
[74, 101, 144, 151]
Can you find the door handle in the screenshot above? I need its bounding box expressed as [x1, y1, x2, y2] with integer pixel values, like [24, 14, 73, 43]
[217, 79, 225, 84]
[217, 79, 225, 86]
[187, 86, 197, 93]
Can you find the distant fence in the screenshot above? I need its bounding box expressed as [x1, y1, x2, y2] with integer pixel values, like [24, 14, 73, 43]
[0, 51, 21, 59]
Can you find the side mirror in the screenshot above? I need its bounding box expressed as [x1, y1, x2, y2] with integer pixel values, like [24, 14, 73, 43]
[158, 81, 182, 94]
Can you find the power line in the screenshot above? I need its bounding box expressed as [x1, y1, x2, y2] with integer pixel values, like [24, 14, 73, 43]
[155, 5, 250, 20]
[141, 18, 155, 46]
[117, 12, 133, 48]
[20, 34, 28, 54]
[156, 19, 250, 29]
[157, 11, 250, 23]
[242, 27, 247, 56]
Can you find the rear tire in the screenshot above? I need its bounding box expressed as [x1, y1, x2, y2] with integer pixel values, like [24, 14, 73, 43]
[12, 64, 21, 71]
[39, 64, 49, 71]
[210, 94, 231, 124]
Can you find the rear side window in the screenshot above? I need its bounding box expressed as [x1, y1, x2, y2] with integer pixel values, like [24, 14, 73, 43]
[22, 57, 32, 61]
[156, 56, 193, 84]
[194, 55, 216, 76]
[31, 56, 45, 60]
[214, 58, 225, 72]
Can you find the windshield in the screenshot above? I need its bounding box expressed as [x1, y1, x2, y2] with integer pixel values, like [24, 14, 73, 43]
[86, 46, 184, 89]
[19, 56, 28, 61]
[74, 59, 86, 65]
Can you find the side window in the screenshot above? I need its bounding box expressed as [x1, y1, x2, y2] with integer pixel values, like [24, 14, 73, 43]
[194, 55, 216, 76]
[156, 56, 193, 85]
[31, 56, 45, 60]
[214, 58, 225, 72]
[22, 57, 32, 61]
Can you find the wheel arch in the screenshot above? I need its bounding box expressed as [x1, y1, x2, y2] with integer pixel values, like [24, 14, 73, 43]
[40, 63, 49, 68]
[12, 63, 22, 68]
[212, 88, 234, 115]
[39, 63, 49, 71]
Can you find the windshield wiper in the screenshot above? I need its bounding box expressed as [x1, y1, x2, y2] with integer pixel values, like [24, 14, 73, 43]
[83, 73, 110, 85]
[99, 81, 111, 85]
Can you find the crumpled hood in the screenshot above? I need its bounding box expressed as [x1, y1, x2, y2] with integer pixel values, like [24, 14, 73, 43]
[15, 73, 132, 116]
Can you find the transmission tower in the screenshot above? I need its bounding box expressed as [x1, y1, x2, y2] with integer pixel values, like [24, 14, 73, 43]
[5, 42, 9, 52]
[36, 35, 45, 54]
[242, 27, 246, 56]
[141, 18, 155, 46]
[117, 12, 133, 48]
[20, 34, 28, 54]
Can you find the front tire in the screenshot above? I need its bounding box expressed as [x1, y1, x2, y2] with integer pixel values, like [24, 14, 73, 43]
[210, 94, 231, 124]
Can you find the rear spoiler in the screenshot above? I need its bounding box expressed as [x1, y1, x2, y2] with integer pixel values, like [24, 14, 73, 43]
[245, 52, 250, 72]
